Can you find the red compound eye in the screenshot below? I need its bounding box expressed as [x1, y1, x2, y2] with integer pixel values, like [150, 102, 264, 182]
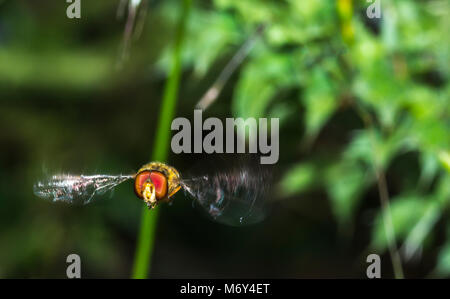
[149, 171, 168, 199]
[134, 171, 168, 200]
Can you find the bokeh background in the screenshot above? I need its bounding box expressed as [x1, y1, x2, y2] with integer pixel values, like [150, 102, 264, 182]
[0, 0, 449, 278]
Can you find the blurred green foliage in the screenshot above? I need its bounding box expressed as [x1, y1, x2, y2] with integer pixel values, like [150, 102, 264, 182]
[0, 0, 448, 278]
[168, 0, 449, 276]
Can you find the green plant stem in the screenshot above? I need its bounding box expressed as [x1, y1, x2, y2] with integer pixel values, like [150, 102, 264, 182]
[354, 104, 405, 279]
[131, 0, 192, 279]
[375, 166, 405, 279]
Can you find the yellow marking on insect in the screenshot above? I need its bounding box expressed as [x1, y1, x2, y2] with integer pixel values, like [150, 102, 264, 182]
[142, 181, 156, 209]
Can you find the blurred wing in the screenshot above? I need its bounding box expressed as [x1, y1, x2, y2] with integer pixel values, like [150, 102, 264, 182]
[33, 174, 133, 205]
[182, 168, 271, 226]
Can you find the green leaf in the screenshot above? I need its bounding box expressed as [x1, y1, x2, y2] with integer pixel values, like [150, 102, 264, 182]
[233, 49, 296, 121]
[279, 163, 318, 197]
[433, 223, 450, 278]
[325, 161, 369, 228]
[435, 172, 450, 205]
[302, 68, 338, 139]
[371, 196, 432, 252]
[418, 151, 440, 188]
[435, 243, 450, 278]
[438, 151, 450, 173]
[402, 200, 441, 261]
[157, 6, 239, 78]
[345, 127, 413, 169]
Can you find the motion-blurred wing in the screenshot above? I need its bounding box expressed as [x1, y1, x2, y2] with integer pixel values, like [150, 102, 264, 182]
[33, 174, 133, 204]
[182, 168, 271, 226]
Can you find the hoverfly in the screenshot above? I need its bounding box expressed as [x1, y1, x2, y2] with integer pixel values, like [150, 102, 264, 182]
[34, 162, 181, 209]
[33, 161, 270, 225]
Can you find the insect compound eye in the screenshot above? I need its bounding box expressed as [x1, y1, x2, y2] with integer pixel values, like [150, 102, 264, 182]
[134, 170, 168, 200]
[149, 171, 168, 199]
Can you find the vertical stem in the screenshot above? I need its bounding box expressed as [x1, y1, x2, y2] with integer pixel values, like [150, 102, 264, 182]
[375, 166, 404, 279]
[131, 0, 192, 279]
[356, 105, 405, 279]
